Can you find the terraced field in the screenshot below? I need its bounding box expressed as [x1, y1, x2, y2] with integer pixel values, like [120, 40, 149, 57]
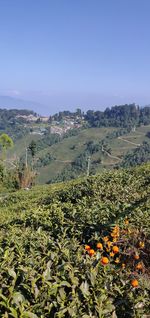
[7, 125, 150, 184]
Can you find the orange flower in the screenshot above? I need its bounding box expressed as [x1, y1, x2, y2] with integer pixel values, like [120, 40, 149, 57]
[124, 219, 129, 225]
[131, 279, 139, 288]
[110, 252, 115, 257]
[136, 263, 143, 270]
[97, 242, 103, 250]
[85, 245, 91, 251]
[107, 241, 112, 248]
[103, 236, 109, 242]
[111, 232, 119, 238]
[134, 254, 139, 260]
[101, 256, 109, 265]
[88, 249, 95, 256]
[122, 263, 126, 269]
[111, 225, 120, 234]
[112, 246, 119, 254]
[113, 225, 119, 231]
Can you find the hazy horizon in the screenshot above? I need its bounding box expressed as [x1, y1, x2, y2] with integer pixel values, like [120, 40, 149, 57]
[0, 94, 148, 117]
[1, 0, 150, 114]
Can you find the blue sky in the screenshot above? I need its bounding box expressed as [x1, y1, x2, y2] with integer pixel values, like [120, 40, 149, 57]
[0, 0, 150, 114]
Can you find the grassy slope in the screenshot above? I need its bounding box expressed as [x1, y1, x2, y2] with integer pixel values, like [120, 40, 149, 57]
[38, 126, 150, 183]
[7, 125, 150, 184]
[8, 133, 42, 158]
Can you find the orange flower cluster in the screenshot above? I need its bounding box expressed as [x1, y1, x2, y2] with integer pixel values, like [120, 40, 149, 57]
[111, 225, 120, 242]
[84, 219, 146, 289]
[84, 224, 121, 265]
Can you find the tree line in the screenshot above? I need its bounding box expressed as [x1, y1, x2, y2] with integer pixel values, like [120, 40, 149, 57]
[49, 104, 150, 129]
[85, 104, 150, 128]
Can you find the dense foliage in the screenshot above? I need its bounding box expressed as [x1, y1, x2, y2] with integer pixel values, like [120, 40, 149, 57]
[0, 163, 19, 191]
[0, 109, 35, 140]
[85, 104, 150, 128]
[32, 133, 61, 153]
[49, 104, 150, 129]
[0, 164, 150, 317]
[120, 141, 150, 168]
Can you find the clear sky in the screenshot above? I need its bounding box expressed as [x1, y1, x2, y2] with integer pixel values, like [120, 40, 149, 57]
[0, 0, 150, 114]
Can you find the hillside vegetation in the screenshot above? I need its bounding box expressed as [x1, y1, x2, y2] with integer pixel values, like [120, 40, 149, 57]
[0, 164, 150, 317]
[10, 124, 150, 184]
[2, 104, 150, 185]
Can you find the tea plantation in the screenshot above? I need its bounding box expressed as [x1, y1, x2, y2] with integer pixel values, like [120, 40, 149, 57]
[0, 164, 150, 317]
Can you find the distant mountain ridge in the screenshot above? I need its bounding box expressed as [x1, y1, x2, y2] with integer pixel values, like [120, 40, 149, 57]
[0, 95, 44, 115]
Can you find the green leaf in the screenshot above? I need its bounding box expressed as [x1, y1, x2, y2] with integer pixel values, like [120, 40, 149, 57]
[42, 267, 51, 281]
[4, 249, 9, 259]
[80, 281, 90, 297]
[12, 292, 25, 305]
[10, 307, 18, 318]
[60, 281, 71, 288]
[8, 268, 16, 280]
[22, 312, 38, 318]
[59, 288, 66, 301]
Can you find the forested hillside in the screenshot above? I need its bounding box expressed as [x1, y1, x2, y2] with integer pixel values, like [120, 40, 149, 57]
[85, 104, 150, 127]
[2, 104, 150, 185]
[0, 109, 36, 140]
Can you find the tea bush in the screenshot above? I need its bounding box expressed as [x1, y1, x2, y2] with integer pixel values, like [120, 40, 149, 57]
[0, 164, 150, 317]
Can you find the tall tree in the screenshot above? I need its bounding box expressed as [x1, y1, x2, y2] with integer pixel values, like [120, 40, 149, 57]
[28, 140, 37, 168]
[28, 140, 37, 158]
[0, 133, 14, 160]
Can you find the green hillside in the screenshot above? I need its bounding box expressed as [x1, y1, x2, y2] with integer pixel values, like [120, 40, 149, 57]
[35, 127, 117, 183]
[8, 124, 150, 184]
[0, 164, 150, 317]
[3, 104, 150, 185]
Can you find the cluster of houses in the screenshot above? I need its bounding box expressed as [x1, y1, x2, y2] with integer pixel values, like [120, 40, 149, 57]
[16, 114, 84, 136]
[50, 117, 82, 135]
[16, 114, 49, 122]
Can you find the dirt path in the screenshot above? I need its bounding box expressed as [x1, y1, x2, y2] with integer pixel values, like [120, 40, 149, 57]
[101, 132, 143, 165]
[102, 146, 121, 162]
[122, 134, 144, 138]
[118, 136, 141, 147]
[54, 159, 73, 163]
